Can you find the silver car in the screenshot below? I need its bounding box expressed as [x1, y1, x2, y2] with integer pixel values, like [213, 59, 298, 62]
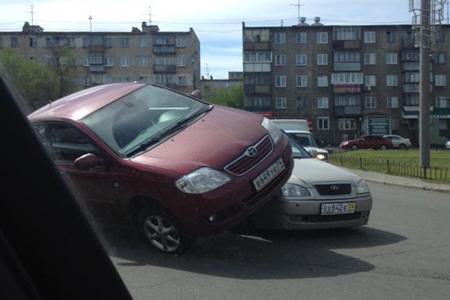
[253, 142, 372, 230]
[383, 134, 412, 149]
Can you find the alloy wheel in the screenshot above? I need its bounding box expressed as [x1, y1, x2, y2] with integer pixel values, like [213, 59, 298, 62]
[143, 215, 180, 253]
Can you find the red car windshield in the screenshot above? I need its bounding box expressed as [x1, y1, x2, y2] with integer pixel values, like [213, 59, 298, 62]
[81, 85, 209, 157]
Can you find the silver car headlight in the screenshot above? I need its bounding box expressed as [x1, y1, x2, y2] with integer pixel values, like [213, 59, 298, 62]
[356, 180, 370, 194]
[281, 183, 311, 198]
[261, 117, 282, 144]
[176, 167, 231, 194]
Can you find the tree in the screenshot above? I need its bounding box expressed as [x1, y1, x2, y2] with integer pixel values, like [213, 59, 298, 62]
[0, 49, 77, 109]
[202, 82, 243, 108]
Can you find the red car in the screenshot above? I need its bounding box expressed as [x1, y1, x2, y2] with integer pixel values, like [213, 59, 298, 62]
[28, 83, 292, 253]
[340, 135, 393, 150]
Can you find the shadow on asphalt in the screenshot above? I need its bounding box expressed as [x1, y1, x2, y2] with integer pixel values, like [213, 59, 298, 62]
[99, 225, 406, 280]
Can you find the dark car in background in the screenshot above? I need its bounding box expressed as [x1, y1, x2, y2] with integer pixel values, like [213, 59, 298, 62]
[28, 83, 293, 253]
[339, 135, 393, 150]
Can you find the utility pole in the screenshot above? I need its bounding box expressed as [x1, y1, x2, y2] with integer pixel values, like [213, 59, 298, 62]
[148, 5, 152, 25]
[419, 0, 431, 168]
[28, 4, 35, 25]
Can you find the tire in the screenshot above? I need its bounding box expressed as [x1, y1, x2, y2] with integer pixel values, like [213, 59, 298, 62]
[137, 208, 193, 254]
[380, 144, 387, 150]
[351, 145, 358, 150]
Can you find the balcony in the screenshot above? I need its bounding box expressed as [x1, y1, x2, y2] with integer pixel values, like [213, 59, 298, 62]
[244, 84, 271, 94]
[153, 45, 176, 55]
[243, 41, 271, 50]
[153, 64, 177, 74]
[334, 106, 362, 117]
[401, 39, 417, 49]
[403, 83, 420, 93]
[402, 62, 420, 71]
[89, 65, 105, 73]
[333, 62, 361, 72]
[243, 63, 271, 72]
[332, 40, 361, 50]
[333, 85, 361, 93]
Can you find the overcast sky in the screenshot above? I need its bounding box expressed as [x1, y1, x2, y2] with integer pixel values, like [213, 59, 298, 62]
[0, 0, 421, 78]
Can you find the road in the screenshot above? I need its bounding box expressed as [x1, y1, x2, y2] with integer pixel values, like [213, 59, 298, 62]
[104, 182, 450, 300]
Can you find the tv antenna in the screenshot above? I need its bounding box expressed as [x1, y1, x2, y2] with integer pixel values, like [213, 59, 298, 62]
[28, 4, 35, 25]
[290, 0, 304, 24]
[88, 15, 93, 32]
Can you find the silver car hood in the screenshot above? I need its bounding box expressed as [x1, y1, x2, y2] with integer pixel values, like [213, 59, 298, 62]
[288, 158, 361, 186]
[304, 146, 328, 154]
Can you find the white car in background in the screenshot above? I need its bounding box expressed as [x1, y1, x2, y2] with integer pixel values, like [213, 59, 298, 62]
[252, 141, 372, 230]
[383, 135, 412, 149]
[446, 140, 450, 149]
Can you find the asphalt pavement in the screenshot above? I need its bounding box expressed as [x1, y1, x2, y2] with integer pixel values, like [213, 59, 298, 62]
[104, 182, 450, 300]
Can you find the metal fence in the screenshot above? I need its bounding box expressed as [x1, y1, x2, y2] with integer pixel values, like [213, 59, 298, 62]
[330, 155, 449, 182]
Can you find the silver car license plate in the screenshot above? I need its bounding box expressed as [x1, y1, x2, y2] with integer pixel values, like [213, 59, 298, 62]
[253, 158, 285, 191]
[320, 202, 356, 216]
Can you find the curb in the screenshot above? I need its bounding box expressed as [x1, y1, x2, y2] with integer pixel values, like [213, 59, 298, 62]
[342, 168, 450, 193]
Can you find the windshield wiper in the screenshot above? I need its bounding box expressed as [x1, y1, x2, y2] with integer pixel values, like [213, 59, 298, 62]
[126, 105, 213, 157]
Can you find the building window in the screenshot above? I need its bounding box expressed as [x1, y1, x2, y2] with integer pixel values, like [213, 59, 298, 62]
[331, 72, 364, 85]
[316, 32, 328, 44]
[120, 38, 129, 48]
[317, 53, 328, 65]
[386, 53, 398, 64]
[29, 37, 37, 48]
[275, 97, 287, 109]
[138, 56, 149, 67]
[364, 31, 376, 43]
[435, 74, 447, 86]
[88, 53, 103, 65]
[120, 56, 130, 67]
[243, 51, 272, 63]
[436, 30, 445, 43]
[364, 53, 376, 65]
[365, 96, 377, 109]
[274, 32, 286, 44]
[438, 119, 448, 130]
[296, 53, 307, 66]
[364, 75, 376, 87]
[317, 75, 329, 87]
[405, 94, 419, 106]
[10, 37, 18, 48]
[296, 32, 307, 44]
[435, 52, 446, 64]
[318, 117, 330, 130]
[296, 97, 308, 110]
[275, 76, 287, 87]
[387, 96, 399, 108]
[335, 95, 360, 106]
[140, 38, 150, 48]
[177, 76, 187, 86]
[333, 26, 361, 40]
[338, 119, 357, 130]
[317, 97, 329, 109]
[105, 57, 114, 66]
[386, 31, 397, 43]
[274, 54, 287, 66]
[296, 75, 308, 87]
[436, 96, 448, 108]
[405, 72, 420, 83]
[176, 36, 187, 48]
[104, 38, 112, 48]
[334, 51, 360, 63]
[386, 74, 398, 87]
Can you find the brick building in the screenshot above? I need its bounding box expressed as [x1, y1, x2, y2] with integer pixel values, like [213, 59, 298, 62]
[242, 19, 450, 146]
[0, 22, 200, 94]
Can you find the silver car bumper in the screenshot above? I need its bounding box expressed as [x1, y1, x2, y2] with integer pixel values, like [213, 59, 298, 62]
[252, 194, 372, 230]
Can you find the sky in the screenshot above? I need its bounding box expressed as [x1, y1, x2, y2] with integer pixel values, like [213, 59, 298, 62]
[0, 0, 422, 78]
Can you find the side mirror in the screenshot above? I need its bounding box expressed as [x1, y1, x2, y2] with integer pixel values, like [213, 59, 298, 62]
[190, 89, 202, 99]
[74, 153, 101, 170]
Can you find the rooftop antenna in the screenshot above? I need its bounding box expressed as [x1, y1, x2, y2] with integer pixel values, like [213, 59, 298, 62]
[280, 19, 284, 27]
[28, 4, 35, 25]
[148, 5, 152, 25]
[290, 0, 304, 24]
[88, 15, 93, 32]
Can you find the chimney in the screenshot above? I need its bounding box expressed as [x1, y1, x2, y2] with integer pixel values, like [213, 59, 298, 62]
[294, 17, 309, 27]
[141, 21, 159, 33]
[311, 17, 323, 26]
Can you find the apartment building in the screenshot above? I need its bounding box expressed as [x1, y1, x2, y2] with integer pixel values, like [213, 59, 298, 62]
[242, 19, 450, 145]
[0, 22, 200, 94]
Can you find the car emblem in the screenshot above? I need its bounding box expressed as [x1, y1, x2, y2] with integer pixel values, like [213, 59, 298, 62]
[329, 185, 340, 191]
[245, 146, 258, 157]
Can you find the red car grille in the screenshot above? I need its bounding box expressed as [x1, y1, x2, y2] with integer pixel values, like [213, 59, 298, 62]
[224, 135, 273, 176]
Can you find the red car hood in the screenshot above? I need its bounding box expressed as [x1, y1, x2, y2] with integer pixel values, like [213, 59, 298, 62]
[130, 106, 266, 175]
